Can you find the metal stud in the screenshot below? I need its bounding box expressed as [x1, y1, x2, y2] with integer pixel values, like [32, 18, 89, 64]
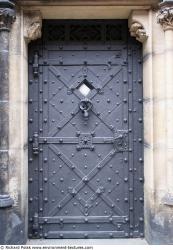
[29, 198, 33, 202]
[139, 197, 144, 202]
[29, 158, 33, 163]
[83, 176, 88, 183]
[44, 197, 48, 202]
[139, 177, 143, 182]
[29, 178, 33, 183]
[124, 158, 128, 162]
[139, 217, 143, 222]
[109, 217, 113, 222]
[44, 158, 48, 163]
[139, 158, 143, 162]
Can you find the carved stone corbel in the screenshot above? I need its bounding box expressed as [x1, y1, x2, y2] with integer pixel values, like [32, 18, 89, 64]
[24, 10, 42, 43]
[129, 22, 148, 43]
[157, 6, 173, 31]
[128, 10, 149, 43]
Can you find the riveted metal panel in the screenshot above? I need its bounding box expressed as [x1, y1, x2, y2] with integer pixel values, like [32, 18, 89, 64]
[28, 20, 143, 239]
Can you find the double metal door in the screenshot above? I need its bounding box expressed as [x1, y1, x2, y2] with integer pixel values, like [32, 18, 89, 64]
[28, 20, 144, 239]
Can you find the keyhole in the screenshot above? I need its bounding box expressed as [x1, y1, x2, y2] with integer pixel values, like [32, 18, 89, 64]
[84, 137, 88, 144]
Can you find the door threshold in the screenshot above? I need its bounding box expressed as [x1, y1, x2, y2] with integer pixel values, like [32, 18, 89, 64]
[27, 238, 147, 245]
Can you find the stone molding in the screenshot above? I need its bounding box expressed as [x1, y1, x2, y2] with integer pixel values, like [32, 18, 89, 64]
[157, 6, 173, 31]
[0, 7, 16, 31]
[128, 10, 149, 43]
[24, 10, 42, 43]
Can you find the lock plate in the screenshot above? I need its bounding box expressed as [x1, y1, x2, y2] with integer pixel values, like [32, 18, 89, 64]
[78, 133, 93, 149]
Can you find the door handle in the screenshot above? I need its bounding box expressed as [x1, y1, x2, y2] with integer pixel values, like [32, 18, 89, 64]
[79, 98, 93, 119]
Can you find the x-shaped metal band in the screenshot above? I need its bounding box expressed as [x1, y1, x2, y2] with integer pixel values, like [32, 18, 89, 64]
[47, 135, 127, 217]
[48, 65, 123, 137]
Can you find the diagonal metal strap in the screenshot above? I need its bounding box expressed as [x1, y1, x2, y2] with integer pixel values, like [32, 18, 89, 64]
[48, 105, 79, 137]
[48, 145, 123, 216]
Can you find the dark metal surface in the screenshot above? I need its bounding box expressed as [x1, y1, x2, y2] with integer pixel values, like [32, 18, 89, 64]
[28, 20, 143, 239]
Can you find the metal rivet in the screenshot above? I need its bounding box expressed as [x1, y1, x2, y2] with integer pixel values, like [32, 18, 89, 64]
[139, 217, 143, 222]
[124, 158, 128, 162]
[109, 218, 113, 222]
[44, 158, 48, 162]
[29, 178, 33, 183]
[139, 158, 143, 162]
[29, 158, 33, 162]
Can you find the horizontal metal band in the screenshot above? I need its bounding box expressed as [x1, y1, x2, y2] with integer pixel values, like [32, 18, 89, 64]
[39, 137, 115, 144]
[39, 216, 127, 224]
[45, 230, 125, 239]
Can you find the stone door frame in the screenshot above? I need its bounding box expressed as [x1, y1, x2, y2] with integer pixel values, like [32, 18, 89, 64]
[6, 0, 173, 244]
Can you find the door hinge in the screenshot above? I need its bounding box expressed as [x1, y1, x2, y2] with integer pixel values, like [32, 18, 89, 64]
[33, 51, 39, 78]
[32, 212, 39, 236]
[32, 132, 39, 155]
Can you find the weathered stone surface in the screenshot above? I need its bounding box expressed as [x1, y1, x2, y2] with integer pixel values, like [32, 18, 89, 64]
[0, 0, 16, 245]
[157, 6, 173, 31]
[24, 10, 42, 43]
[129, 21, 148, 43]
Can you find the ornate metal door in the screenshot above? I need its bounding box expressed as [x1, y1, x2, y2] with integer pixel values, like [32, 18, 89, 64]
[28, 20, 144, 239]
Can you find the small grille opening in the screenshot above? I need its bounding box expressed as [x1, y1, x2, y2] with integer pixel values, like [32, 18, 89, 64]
[77, 80, 94, 97]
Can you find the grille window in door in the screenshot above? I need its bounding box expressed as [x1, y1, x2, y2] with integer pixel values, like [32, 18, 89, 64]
[28, 20, 144, 239]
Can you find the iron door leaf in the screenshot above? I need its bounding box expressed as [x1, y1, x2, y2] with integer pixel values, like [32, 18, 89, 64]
[28, 20, 143, 239]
